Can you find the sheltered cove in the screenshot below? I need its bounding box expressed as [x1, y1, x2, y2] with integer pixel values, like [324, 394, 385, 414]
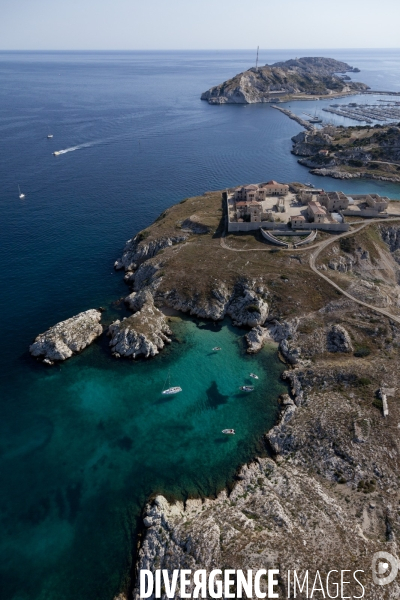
[28, 184, 400, 600]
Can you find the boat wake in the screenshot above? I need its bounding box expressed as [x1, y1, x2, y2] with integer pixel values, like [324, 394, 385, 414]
[53, 140, 101, 155]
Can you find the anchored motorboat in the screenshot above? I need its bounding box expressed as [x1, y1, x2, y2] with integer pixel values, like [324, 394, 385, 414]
[47, 134, 53, 139]
[240, 386, 254, 392]
[18, 185, 25, 199]
[249, 373, 259, 380]
[161, 372, 182, 395]
[212, 347, 222, 351]
[222, 429, 235, 435]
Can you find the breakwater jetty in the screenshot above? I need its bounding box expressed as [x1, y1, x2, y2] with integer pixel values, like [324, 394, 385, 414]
[271, 106, 315, 131]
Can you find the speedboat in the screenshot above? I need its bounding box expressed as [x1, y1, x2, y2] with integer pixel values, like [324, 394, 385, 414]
[212, 347, 222, 351]
[249, 373, 259, 380]
[162, 386, 182, 395]
[53, 151, 60, 156]
[240, 386, 254, 392]
[18, 185, 25, 199]
[222, 429, 235, 435]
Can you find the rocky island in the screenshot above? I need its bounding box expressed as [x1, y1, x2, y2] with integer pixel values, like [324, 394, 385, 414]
[292, 123, 400, 182]
[105, 187, 400, 599]
[29, 309, 103, 364]
[201, 57, 369, 104]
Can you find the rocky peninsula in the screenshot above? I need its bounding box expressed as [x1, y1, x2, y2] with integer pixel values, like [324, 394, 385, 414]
[201, 57, 369, 105]
[292, 123, 400, 182]
[105, 190, 400, 600]
[28, 186, 400, 598]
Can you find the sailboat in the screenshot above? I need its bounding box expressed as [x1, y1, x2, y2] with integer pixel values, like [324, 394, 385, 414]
[18, 185, 25, 199]
[161, 372, 182, 395]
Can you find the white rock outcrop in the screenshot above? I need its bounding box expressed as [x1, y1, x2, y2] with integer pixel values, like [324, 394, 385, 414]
[29, 310, 103, 363]
[108, 299, 172, 359]
[245, 325, 272, 353]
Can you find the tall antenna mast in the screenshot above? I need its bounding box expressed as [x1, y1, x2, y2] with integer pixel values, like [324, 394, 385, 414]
[256, 46, 259, 71]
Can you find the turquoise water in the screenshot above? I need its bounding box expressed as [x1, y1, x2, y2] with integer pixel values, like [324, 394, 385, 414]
[0, 316, 285, 599]
[1, 49, 400, 599]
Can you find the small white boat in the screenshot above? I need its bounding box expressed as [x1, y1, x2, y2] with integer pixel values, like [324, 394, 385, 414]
[53, 151, 60, 156]
[240, 386, 254, 392]
[222, 429, 235, 435]
[47, 134, 53, 139]
[212, 347, 222, 351]
[249, 373, 259, 380]
[18, 185, 25, 199]
[162, 386, 182, 395]
[161, 372, 182, 395]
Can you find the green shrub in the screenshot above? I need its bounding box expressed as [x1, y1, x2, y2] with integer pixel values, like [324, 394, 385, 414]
[354, 345, 371, 358]
[137, 229, 150, 241]
[247, 304, 260, 313]
[340, 237, 356, 253]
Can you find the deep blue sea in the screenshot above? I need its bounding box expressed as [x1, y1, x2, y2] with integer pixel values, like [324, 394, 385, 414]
[1, 49, 400, 600]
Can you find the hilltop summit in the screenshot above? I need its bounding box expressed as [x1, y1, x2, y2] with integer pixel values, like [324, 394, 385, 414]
[201, 56, 369, 104]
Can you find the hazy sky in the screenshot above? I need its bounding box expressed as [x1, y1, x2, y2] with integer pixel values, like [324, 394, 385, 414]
[1, 0, 400, 50]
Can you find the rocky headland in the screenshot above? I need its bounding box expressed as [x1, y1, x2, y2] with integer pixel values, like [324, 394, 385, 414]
[27, 186, 400, 597]
[201, 57, 369, 105]
[29, 309, 103, 364]
[104, 191, 400, 599]
[292, 123, 400, 182]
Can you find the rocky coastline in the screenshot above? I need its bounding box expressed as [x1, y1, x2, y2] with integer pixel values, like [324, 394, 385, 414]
[27, 188, 400, 599]
[113, 206, 400, 600]
[291, 124, 400, 182]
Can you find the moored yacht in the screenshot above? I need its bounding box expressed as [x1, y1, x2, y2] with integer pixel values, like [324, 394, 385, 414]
[161, 372, 182, 395]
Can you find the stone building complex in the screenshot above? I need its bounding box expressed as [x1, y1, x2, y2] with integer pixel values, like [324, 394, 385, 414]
[226, 180, 394, 234]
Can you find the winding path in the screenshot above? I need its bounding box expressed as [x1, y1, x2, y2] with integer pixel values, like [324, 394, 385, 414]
[309, 218, 400, 325]
[220, 216, 400, 324]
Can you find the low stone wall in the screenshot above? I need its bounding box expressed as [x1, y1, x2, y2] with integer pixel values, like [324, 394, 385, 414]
[293, 221, 349, 232]
[227, 220, 286, 232]
[294, 230, 318, 247]
[269, 229, 312, 237]
[260, 229, 289, 247]
[343, 209, 388, 218]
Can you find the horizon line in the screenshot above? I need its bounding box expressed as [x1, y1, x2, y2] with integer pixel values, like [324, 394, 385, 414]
[1, 47, 400, 52]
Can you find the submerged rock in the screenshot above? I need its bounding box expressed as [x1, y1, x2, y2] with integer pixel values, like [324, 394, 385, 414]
[29, 310, 103, 363]
[108, 299, 172, 359]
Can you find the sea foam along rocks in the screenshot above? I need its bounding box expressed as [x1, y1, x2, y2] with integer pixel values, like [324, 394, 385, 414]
[29, 309, 103, 363]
